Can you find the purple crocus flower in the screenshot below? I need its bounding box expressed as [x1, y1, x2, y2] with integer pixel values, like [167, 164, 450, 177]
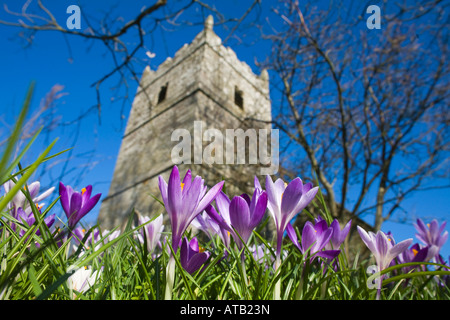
[192, 210, 230, 249]
[59, 182, 101, 229]
[357, 226, 412, 274]
[315, 216, 352, 250]
[259, 175, 319, 260]
[179, 237, 210, 274]
[414, 218, 448, 261]
[3, 180, 54, 224]
[287, 219, 341, 261]
[204, 191, 233, 250]
[158, 166, 224, 254]
[72, 226, 101, 251]
[397, 243, 434, 274]
[436, 255, 450, 287]
[16, 207, 55, 238]
[206, 188, 267, 254]
[229, 189, 268, 251]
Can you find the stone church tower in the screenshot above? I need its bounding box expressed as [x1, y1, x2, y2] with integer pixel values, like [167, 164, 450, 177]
[97, 16, 274, 230]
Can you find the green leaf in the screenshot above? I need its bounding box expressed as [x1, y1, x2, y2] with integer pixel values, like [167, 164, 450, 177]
[0, 82, 34, 183]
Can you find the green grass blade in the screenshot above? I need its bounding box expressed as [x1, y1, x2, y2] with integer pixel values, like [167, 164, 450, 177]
[0, 82, 34, 183]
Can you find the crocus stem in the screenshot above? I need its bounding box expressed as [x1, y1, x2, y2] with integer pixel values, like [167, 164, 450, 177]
[376, 274, 383, 300]
[274, 254, 281, 300]
[295, 261, 308, 300]
[165, 255, 176, 300]
[273, 234, 283, 300]
[241, 253, 248, 287]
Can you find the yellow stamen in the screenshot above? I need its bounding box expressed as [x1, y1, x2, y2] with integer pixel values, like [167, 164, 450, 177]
[180, 182, 185, 191]
[412, 249, 418, 256]
[281, 182, 288, 200]
[81, 187, 87, 195]
[199, 246, 206, 253]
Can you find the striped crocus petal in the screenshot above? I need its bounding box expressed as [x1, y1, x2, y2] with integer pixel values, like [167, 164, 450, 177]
[279, 178, 304, 230]
[357, 226, 378, 254]
[358, 226, 412, 271]
[290, 185, 319, 220]
[414, 218, 448, 259]
[195, 180, 224, 215]
[264, 176, 285, 226]
[167, 166, 183, 222]
[139, 214, 164, 253]
[385, 238, 413, 269]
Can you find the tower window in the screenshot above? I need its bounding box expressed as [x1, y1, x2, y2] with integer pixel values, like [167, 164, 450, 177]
[157, 82, 168, 104]
[234, 86, 244, 109]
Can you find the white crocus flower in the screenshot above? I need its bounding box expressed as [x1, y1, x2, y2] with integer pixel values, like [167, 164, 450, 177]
[67, 266, 102, 298]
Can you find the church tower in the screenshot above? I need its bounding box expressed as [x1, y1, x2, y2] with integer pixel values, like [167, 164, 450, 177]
[97, 16, 274, 230]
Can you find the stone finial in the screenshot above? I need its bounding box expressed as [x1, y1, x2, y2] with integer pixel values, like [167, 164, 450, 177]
[141, 65, 153, 84]
[260, 69, 269, 81]
[143, 65, 151, 77]
[204, 15, 214, 30]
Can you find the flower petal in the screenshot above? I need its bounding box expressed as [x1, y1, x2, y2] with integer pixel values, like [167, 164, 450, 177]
[215, 191, 231, 224]
[280, 178, 303, 220]
[181, 176, 202, 219]
[250, 191, 267, 229]
[59, 182, 70, 216]
[68, 192, 82, 227]
[301, 221, 317, 254]
[357, 226, 376, 254]
[76, 193, 101, 221]
[229, 195, 251, 243]
[184, 252, 210, 274]
[182, 169, 192, 194]
[286, 223, 301, 251]
[265, 175, 282, 225]
[291, 186, 319, 218]
[387, 238, 413, 265]
[196, 180, 224, 214]
[316, 250, 341, 260]
[167, 166, 182, 218]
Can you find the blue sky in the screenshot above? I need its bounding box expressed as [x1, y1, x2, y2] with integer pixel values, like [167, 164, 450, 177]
[0, 0, 448, 258]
